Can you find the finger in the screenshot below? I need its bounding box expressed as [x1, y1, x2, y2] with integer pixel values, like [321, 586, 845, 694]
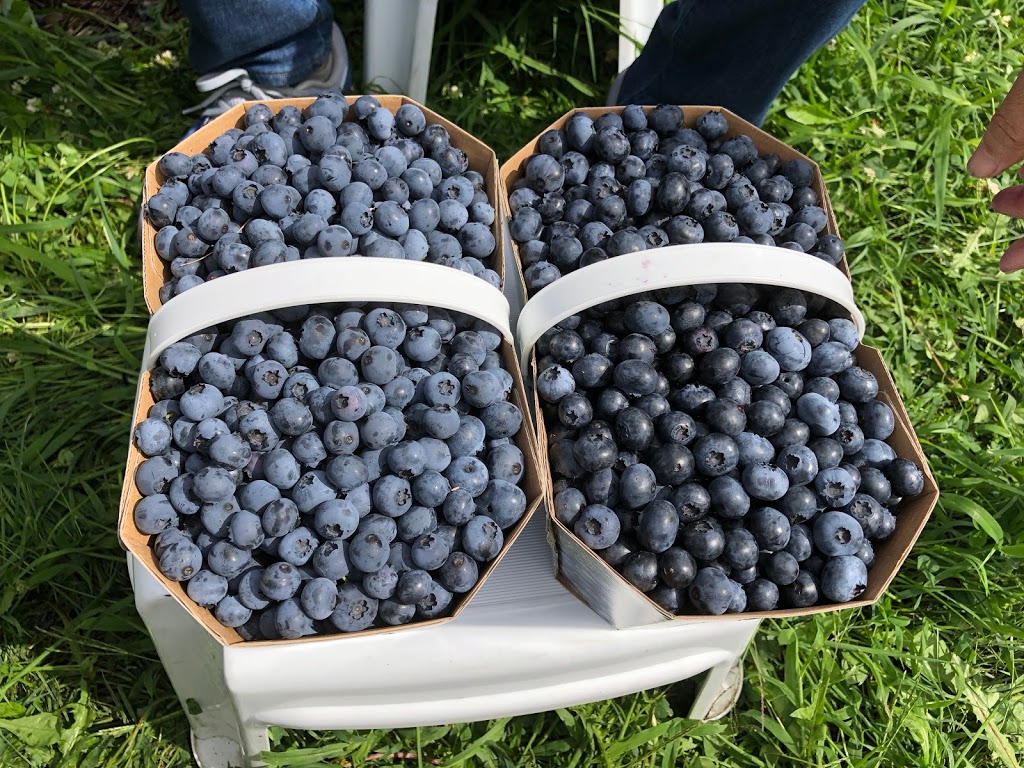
[991, 185, 1024, 217]
[1000, 238, 1024, 273]
[969, 67, 1024, 177]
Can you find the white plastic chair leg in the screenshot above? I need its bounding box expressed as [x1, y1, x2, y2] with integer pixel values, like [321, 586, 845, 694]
[130, 554, 252, 767]
[687, 619, 759, 720]
[617, 0, 666, 71]
[363, 0, 440, 103]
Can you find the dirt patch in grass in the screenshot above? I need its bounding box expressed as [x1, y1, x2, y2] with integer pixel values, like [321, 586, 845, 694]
[29, 0, 179, 35]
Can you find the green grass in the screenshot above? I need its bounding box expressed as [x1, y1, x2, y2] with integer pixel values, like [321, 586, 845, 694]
[1, 0, 1023, 765]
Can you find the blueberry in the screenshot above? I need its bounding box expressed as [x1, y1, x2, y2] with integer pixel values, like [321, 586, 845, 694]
[192, 465, 237, 502]
[134, 418, 173, 457]
[571, 504, 619, 550]
[841, 493, 884, 539]
[436, 551, 479, 593]
[635, 499, 679, 554]
[820, 555, 868, 603]
[719, 527, 757, 570]
[687, 567, 732, 615]
[293, 577, 337, 622]
[747, 507, 791, 552]
[362, 563, 400, 600]
[814, 467, 858, 508]
[796, 392, 842, 436]
[462, 514, 505, 561]
[662, 487, 703, 526]
[744, 578, 779, 611]
[740, 461, 790, 501]
[186, 569, 228, 607]
[277, 526, 317, 566]
[415, 580, 454, 619]
[704, 397, 745, 436]
[682, 325, 720, 358]
[875, 508, 896, 540]
[807, 341, 854, 377]
[226, 509, 264, 551]
[692, 433, 739, 477]
[781, 570, 819, 608]
[734, 431, 775, 466]
[812, 234, 845, 265]
[179, 383, 225, 423]
[809, 437, 844, 470]
[248, 360, 289, 400]
[610, 359, 656, 397]
[704, 476, 748, 521]
[653, 412, 695, 446]
[680, 517, 725, 562]
[781, 523, 813, 562]
[214, 596, 252, 628]
[813, 511, 864, 556]
[620, 550, 658, 593]
[477, 479, 527, 528]
[207, 540, 250, 579]
[655, 171, 691, 215]
[548, 489, 586, 530]
[378, 600, 416, 626]
[331, 583, 379, 632]
[858, 401, 895, 440]
[776, 444, 819, 486]
[764, 327, 812, 371]
[879, 459, 923, 501]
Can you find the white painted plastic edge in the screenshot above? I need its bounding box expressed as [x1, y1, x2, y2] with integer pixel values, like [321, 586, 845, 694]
[363, 0, 439, 104]
[617, 0, 665, 71]
[143, 260, 511, 370]
[515, 244, 864, 376]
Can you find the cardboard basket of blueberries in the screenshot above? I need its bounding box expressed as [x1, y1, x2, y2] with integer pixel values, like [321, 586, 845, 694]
[140, 95, 504, 313]
[503, 105, 939, 624]
[125, 95, 539, 644]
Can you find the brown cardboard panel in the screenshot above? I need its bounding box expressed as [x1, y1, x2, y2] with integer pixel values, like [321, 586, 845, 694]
[142, 96, 503, 313]
[498, 104, 850, 281]
[119, 312, 545, 648]
[530, 321, 936, 624]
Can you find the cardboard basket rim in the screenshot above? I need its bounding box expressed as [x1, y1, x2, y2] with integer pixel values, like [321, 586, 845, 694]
[141, 94, 504, 314]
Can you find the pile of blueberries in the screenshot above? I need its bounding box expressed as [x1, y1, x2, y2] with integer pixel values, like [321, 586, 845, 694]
[132, 302, 529, 639]
[535, 284, 925, 614]
[508, 105, 844, 296]
[145, 96, 500, 303]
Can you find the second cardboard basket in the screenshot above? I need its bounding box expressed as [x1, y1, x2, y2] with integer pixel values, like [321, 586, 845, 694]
[119, 258, 543, 646]
[501, 104, 938, 626]
[140, 95, 505, 314]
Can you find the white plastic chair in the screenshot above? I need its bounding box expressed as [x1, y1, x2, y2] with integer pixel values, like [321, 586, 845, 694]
[128, 236, 761, 768]
[362, 0, 666, 103]
[132, 514, 759, 768]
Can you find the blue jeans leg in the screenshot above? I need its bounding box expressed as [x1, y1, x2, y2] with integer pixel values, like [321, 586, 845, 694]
[177, 0, 335, 87]
[614, 0, 867, 125]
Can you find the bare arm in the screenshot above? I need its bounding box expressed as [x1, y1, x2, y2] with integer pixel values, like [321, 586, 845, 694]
[968, 68, 1024, 272]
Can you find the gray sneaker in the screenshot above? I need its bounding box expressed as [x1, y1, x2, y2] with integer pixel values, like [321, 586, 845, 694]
[183, 22, 350, 128]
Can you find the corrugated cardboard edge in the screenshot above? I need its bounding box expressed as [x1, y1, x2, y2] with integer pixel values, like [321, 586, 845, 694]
[142, 95, 503, 314]
[497, 104, 849, 286]
[538, 339, 937, 625]
[119, 295, 545, 648]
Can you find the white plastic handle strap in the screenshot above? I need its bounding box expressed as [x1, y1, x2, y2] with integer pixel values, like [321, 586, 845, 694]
[515, 244, 865, 375]
[143, 259, 512, 369]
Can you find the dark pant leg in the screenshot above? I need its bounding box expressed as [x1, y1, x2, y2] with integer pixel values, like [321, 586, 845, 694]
[177, 0, 335, 86]
[614, 0, 867, 125]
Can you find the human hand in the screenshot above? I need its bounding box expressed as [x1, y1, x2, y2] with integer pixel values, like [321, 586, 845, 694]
[968, 67, 1024, 272]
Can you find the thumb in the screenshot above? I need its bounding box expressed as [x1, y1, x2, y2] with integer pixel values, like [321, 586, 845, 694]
[969, 67, 1024, 177]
